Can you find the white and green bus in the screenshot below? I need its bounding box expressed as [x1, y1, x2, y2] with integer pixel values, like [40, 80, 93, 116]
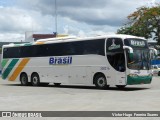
[1, 34, 157, 89]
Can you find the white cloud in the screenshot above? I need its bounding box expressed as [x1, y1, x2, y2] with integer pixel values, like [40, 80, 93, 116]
[0, 33, 24, 42]
[0, 0, 159, 41]
[15, 0, 147, 27]
[0, 6, 56, 41]
[0, 7, 33, 33]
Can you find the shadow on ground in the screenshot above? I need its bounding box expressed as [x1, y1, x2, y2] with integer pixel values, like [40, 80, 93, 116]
[2, 83, 150, 91]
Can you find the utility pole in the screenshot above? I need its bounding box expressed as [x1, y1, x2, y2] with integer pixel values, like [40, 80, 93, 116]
[55, 0, 57, 36]
[158, 19, 160, 45]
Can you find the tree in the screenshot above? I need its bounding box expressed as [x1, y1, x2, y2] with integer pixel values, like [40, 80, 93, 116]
[117, 4, 160, 44]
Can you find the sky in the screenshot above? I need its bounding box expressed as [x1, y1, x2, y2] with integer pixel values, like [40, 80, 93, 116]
[0, 0, 159, 42]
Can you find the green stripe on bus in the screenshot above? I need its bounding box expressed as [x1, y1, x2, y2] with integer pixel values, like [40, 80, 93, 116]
[1, 59, 9, 68]
[2, 59, 19, 80]
[14, 44, 21, 47]
[24, 43, 32, 46]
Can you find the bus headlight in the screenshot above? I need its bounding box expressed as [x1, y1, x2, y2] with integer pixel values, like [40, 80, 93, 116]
[129, 74, 138, 77]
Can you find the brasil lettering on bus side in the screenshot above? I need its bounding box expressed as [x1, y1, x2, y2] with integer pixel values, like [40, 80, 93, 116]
[49, 56, 72, 65]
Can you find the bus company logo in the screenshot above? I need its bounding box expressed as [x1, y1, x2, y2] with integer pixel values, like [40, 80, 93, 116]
[49, 56, 72, 65]
[108, 39, 120, 50]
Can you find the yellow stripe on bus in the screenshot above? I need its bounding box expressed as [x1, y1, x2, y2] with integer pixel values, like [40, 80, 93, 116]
[35, 42, 45, 45]
[9, 58, 30, 81]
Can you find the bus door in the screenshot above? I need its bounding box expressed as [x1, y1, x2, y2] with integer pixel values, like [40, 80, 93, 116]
[106, 38, 126, 85]
[114, 53, 126, 85]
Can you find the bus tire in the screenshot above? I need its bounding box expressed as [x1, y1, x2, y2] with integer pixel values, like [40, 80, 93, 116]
[31, 73, 40, 86]
[158, 72, 160, 76]
[116, 85, 126, 89]
[20, 73, 29, 86]
[94, 74, 108, 89]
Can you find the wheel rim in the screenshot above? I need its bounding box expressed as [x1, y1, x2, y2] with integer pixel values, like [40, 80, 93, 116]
[97, 77, 106, 87]
[21, 76, 27, 84]
[32, 76, 38, 85]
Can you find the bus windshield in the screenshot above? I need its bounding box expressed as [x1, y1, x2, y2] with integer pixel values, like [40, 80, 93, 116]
[127, 49, 150, 70]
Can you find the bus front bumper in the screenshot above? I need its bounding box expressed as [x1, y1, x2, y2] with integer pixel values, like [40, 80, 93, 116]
[127, 75, 152, 85]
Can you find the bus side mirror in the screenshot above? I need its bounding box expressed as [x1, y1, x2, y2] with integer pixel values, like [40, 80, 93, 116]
[123, 46, 133, 60]
[149, 48, 157, 59]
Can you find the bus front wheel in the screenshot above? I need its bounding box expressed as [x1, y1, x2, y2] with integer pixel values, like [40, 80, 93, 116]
[31, 73, 40, 86]
[20, 73, 29, 86]
[94, 74, 108, 89]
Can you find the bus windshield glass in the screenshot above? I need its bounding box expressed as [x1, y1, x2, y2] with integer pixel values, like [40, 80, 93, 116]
[124, 38, 150, 70]
[127, 49, 150, 70]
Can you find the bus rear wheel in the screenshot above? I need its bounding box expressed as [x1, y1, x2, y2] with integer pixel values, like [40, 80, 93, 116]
[31, 73, 40, 86]
[94, 74, 108, 89]
[20, 73, 29, 86]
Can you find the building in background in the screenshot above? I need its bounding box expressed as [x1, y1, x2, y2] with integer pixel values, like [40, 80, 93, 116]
[32, 34, 56, 41]
[25, 32, 68, 41]
[25, 31, 57, 42]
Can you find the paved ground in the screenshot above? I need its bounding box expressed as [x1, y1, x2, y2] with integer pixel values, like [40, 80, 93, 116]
[0, 76, 160, 120]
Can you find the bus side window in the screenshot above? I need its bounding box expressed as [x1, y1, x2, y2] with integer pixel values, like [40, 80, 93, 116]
[3, 47, 20, 58]
[65, 43, 76, 55]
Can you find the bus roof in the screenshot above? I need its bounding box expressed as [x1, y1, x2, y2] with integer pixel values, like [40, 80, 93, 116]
[2, 34, 146, 48]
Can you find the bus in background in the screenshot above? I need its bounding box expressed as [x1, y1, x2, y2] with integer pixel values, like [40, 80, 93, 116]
[1, 35, 157, 89]
[148, 40, 160, 76]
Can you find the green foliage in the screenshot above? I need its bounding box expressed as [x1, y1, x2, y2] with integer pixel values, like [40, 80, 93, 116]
[117, 4, 160, 44]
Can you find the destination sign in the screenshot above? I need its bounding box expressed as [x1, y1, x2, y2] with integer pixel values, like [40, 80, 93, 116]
[124, 39, 148, 48]
[130, 40, 145, 47]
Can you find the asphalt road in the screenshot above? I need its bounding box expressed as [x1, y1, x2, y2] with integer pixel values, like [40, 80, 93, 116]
[0, 76, 160, 120]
